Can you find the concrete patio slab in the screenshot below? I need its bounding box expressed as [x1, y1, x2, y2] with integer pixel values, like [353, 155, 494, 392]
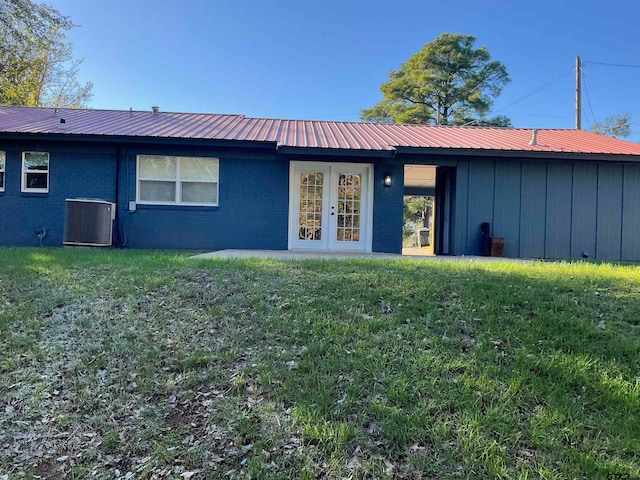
[191, 249, 529, 262]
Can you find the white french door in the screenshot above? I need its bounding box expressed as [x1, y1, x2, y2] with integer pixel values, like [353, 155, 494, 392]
[289, 162, 373, 251]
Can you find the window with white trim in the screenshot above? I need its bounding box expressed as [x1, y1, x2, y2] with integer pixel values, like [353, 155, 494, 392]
[137, 155, 219, 205]
[0, 151, 5, 192]
[22, 152, 49, 193]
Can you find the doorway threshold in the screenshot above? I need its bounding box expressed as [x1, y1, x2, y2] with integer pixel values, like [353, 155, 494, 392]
[402, 246, 435, 257]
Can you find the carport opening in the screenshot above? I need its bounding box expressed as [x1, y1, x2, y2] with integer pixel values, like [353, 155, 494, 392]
[403, 165, 436, 256]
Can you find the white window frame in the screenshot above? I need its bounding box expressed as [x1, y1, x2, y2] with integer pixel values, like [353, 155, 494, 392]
[0, 151, 5, 192]
[136, 155, 219, 206]
[21, 151, 49, 193]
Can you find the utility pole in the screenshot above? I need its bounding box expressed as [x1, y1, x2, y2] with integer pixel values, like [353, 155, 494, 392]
[576, 56, 582, 130]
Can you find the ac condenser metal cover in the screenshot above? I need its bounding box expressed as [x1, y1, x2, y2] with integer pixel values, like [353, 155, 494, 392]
[63, 198, 115, 247]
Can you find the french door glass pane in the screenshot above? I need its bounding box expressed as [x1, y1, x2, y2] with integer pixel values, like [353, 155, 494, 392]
[299, 172, 323, 240]
[336, 173, 361, 243]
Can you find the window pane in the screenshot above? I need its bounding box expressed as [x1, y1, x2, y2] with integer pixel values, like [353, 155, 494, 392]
[0, 172, 4, 189]
[26, 172, 47, 189]
[24, 152, 48, 171]
[0, 151, 5, 169]
[139, 180, 176, 202]
[139, 156, 176, 179]
[180, 157, 218, 181]
[181, 182, 218, 203]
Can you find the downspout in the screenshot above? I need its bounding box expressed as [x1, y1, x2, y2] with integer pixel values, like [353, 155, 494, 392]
[113, 146, 126, 247]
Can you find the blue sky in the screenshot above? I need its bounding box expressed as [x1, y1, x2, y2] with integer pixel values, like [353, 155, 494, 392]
[45, 0, 640, 136]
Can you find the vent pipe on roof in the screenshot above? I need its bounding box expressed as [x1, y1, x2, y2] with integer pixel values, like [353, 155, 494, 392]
[151, 106, 159, 113]
[529, 129, 538, 146]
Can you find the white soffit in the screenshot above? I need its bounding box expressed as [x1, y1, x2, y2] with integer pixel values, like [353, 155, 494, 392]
[404, 165, 436, 188]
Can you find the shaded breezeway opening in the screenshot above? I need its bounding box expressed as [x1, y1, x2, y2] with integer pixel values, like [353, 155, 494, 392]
[403, 165, 435, 256]
[402, 164, 456, 257]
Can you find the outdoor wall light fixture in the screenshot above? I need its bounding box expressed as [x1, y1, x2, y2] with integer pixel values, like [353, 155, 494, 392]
[384, 173, 392, 187]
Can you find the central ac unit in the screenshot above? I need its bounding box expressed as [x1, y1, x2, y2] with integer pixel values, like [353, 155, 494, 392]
[63, 199, 115, 247]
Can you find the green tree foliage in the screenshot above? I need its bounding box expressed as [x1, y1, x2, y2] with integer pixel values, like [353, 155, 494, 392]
[591, 113, 632, 138]
[362, 33, 510, 126]
[0, 0, 92, 107]
[403, 196, 434, 245]
[404, 196, 431, 227]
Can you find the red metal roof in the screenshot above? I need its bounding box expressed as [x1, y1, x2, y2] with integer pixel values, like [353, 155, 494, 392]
[2, 105, 640, 156]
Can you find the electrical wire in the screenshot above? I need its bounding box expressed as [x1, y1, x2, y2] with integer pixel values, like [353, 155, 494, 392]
[582, 60, 640, 134]
[584, 60, 640, 68]
[582, 71, 597, 126]
[462, 66, 575, 126]
[498, 67, 575, 112]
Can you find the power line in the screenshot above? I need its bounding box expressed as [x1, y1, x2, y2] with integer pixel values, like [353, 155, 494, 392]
[495, 67, 574, 113]
[498, 111, 572, 119]
[583, 60, 640, 68]
[582, 72, 597, 126]
[462, 66, 575, 126]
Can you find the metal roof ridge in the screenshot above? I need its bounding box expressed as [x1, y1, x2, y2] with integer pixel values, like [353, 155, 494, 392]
[0, 105, 247, 118]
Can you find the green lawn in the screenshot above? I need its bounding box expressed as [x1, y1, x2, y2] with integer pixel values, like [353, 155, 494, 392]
[0, 248, 638, 479]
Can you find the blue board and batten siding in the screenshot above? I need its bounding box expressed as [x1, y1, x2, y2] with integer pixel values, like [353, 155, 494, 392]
[622, 164, 640, 260]
[454, 157, 640, 261]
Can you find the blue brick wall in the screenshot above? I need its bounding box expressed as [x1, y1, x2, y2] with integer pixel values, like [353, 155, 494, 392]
[0, 144, 116, 246]
[117, 149, 290, 250]
[372, 162, 404, 254]
[0, 139, 408, 253]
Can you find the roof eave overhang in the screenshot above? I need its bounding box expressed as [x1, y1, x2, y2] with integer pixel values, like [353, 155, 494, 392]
[393, 146, 640, 162]
[0, 132, 278, 151]
[3, 132, 639, 162]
